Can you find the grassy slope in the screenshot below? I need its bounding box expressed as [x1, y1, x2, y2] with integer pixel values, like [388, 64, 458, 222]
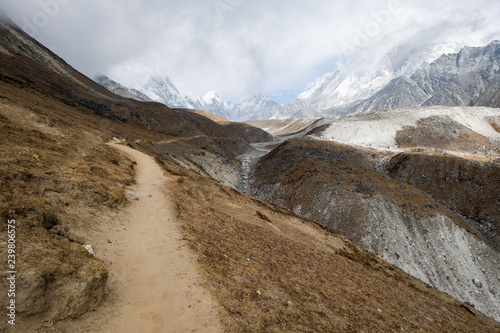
[0, 85, 136, 325]
[159, 160, 500, 332]
[0, 20, 248, 326]
[252, 138, 472, 230]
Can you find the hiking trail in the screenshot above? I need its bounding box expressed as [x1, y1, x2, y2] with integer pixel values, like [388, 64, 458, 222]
[58, 141, 222, 333]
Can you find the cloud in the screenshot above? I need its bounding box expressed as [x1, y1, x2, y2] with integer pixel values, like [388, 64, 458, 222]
[2, 0, 500, 103]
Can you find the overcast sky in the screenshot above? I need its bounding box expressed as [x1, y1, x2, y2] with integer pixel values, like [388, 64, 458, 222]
[1, 0, 499, 104]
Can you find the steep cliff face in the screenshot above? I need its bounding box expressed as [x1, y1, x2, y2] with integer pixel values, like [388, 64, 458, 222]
[251, 138, 500, 321]
[475, 76, 500, 108]
[417, 41, 500, 106]
[284, 43, 462, 117]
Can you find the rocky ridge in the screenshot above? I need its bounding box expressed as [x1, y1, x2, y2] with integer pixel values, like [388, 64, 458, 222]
[353, 41, 500, 113]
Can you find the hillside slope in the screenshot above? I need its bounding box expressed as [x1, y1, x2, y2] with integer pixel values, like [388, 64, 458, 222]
[251, 138, 500, 321]
[162, 160, 500, 332]
[0, 21, 256, 187]
[95, 75, 153, 102]
[0, 19, 247, 331]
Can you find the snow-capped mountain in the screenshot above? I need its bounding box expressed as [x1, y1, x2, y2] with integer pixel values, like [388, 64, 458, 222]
[279, 42, 463, 118]
[99, 41, 499, 121]
[139, 75, 203, 110]
[237, 94, 285, 120]
[201, 90, 234, 119]
[131, 75, 284, 121]
[354, 40, 500, 112]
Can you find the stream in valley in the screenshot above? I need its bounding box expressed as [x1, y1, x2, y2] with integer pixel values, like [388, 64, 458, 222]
[237, 142, 277, 193]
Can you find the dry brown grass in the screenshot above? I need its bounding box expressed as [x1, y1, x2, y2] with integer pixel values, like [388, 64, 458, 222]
[0, 99, 135, 282]
[1, 21, 500, 332]
[0, 19, 255, 285]
[254, 138, 444, 220]
[160, 160, 500, 332]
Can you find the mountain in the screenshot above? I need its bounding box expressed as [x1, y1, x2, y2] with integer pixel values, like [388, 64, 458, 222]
[236, 93, 285, 120]
[130, 75, 284, 121]
[251, 129, 500, 322]
[139, 74, 203, 110]
[416, 41, 500, 107]
[95, 75, 153, 102]
[99, 41, 500, 120]
[333, 41, 500, 115]
[0, 18, 261, 331]
[201, 89, 233, 119]
[282, 43, 462, 117]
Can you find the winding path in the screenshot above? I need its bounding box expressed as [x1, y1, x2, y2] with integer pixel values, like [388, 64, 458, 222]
[65, 142, 222, 332]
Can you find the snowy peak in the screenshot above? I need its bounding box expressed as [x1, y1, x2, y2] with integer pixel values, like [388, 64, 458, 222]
[238, 94, 285, 120]
[290, 42, 466, 117]
[202, 90, 222, 103]
[102, 41, 500, 121]
[355, 40, 500, 113]
[241, 94, 274, 110]
[138, 75, 203, 110]
[130, 75, 282, 121]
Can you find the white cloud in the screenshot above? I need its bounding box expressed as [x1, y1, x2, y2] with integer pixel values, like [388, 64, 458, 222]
[2, 0, 499, 103]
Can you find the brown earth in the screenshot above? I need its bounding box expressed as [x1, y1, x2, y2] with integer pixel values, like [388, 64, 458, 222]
[247, 118, 322, 137]
[49, 142, 223, 333]
[251, 138, 467, 226]
[0, 20, 242, 331]
[490, 116, 500, 133]
[0, 22, 252, 185]
[181, 108, 231, 124]
[222, 122, 274, 144]
[249, 136, 500, 322]
[177, 109, 274, 143]
[0, 98, 134, 331]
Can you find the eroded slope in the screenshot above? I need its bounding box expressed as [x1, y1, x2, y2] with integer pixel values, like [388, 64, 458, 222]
[251, 138, 500, 321]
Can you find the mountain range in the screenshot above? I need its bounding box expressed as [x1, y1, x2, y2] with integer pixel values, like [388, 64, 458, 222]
[276, 40, 500, 117]
[283, 43, 463, 117]
[98, 41, 500, 120]
[96, 74, 285, 121]
[352, 40, 500, 113]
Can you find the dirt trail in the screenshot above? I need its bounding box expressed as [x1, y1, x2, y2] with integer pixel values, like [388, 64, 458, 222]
[60, 142, 222, 332]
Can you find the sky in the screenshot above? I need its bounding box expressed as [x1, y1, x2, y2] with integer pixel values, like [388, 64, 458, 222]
[1, 0, 499, 104]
